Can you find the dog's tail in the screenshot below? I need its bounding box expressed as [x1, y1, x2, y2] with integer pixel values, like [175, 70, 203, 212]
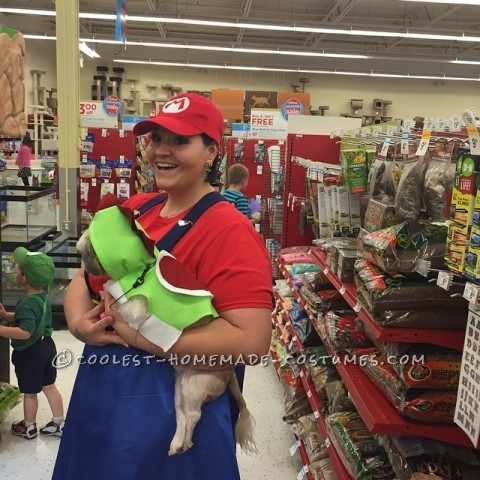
[229, 373, 257, 454]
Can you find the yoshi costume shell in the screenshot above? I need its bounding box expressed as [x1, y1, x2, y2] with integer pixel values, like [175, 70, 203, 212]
[88, 205, 218, 352]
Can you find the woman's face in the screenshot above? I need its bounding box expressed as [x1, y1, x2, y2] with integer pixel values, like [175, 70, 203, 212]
[146, 127, 217, 193]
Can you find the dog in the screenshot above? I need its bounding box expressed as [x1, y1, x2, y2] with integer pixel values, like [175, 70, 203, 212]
[76, 206, 256, 456]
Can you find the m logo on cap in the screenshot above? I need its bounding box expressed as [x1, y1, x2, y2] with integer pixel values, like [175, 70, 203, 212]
[162, 97, 190, 114]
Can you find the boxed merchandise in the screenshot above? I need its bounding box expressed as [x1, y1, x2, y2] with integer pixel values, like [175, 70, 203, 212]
[336, 180, 351, 236]
[317, 184, 329, 238]
[363, 198, 396, 233]
[465, 186, 480, 279]
[348, 193, 362, 235]
[340, 148, 368, 194]
[338, 249, 359, 271]
[450, 171, 479, 235]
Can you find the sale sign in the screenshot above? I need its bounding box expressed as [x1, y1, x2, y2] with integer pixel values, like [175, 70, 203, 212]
[80, 101, 118, 128]
[281, 98, 304, 120]
[103, 95, 124, 117]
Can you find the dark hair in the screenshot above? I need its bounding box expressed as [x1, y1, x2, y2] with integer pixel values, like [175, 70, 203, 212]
[201, 133, 221, 186]
[22, 132, 32, 147]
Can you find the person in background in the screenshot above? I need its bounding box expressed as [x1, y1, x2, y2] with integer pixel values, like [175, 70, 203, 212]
[16, 132, 33, 186]
[223, 164, 260, 224]
[53, 93, 272, 480]
[0, 248, 65, 440]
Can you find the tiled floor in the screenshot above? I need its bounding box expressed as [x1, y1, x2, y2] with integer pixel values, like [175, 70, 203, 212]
[0, 329, 302, 479]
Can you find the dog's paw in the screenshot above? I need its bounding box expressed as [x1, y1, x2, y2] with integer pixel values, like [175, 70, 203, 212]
[120, 295, 149, 330]
[168, 438, 193, 456]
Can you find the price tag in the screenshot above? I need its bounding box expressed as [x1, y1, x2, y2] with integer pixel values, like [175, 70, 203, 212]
[400, 130, 410, 155]
[323, 267, 329, 275]
[464, 282, 480, 304]
[361, 128, 368, 138]
[286, 320, 291, 327]
[353, 302, 361, 312]
[292, 336, 298, 343]
[403, 119, 414, 131]
[325, 438, 331, 448]
[300, 370, 304, 377]
[373, 126, 382, 135]
[297, 466, 309, 480]
[415, 129, 431, 156]
[415, 259, 432, 277]
[313, 410, 320, 419]
[307, 390, 312, 398]
[437, 117, 446, 132]
[387, 125, 397, 135]
[380, 136, 391, 157]
[451, 116, 462, 132]
[119, 129, 125, 138]
[437, 271, 453, 291]
[339, 286, 346, 295]
[289, 439, 301, 456]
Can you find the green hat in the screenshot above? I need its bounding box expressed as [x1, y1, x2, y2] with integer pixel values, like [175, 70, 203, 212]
[13, 247, 55, 288]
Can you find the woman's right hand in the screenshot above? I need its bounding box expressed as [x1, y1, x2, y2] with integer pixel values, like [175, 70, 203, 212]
[70, 301, 129, 347]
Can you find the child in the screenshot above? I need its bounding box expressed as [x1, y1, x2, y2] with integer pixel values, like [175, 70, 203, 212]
[0, 247, 64, 440]
[223, 164, 260, 224]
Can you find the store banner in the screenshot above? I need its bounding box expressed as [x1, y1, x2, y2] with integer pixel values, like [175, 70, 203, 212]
[80, 101, 118, 129]
[245, 91, 278, 117]
[115, 0, 128, 44]
[454, 309, 480, 448]
[121, 115, 149, 131]
[211, 90, 244, 121]
[250, 109, 287, 140]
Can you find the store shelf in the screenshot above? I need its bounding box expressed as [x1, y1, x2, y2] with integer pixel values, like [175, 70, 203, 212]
[309, 247, 465, 351]
[276, 258, 475, 448]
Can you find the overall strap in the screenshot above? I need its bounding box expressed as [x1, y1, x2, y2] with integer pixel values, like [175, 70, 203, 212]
[133, 193, 168, 219]
[156, 192, 226, 253]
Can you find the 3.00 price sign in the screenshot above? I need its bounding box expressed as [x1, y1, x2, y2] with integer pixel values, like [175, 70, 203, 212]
[80, 101, 118, 128]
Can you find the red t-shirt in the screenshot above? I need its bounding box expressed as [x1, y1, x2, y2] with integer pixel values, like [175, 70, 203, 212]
[123, 193, 273, 312]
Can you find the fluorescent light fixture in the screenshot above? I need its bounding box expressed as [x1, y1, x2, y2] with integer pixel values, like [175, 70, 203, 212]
[4, 7, 480, 43]
[402, 0, 480, 4]
[77, 37, 368, 59]
[23, 34, 57, 41]
[79, 42, 100, 58]
[113, 58, 480, 82]
[452, 59, 480, 65]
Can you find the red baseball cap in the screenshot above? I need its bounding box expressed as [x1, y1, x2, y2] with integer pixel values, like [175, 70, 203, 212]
[133, 93, 224, 144]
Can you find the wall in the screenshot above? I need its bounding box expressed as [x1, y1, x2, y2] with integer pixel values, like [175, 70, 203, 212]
[22, 40, 480, 121]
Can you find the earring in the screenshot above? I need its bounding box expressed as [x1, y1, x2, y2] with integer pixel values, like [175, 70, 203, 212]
[205, 161, 213, 174]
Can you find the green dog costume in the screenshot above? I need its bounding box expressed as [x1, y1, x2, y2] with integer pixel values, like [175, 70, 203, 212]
[88, 206, 218, 351]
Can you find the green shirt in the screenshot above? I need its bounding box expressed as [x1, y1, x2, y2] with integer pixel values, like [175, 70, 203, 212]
[11, 292, 52, 351]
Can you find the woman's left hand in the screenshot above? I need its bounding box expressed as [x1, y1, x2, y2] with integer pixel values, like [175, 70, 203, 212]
[102, 291, 139, 347]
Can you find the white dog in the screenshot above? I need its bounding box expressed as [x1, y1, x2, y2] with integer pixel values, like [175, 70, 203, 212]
[76, 223, 256, 456]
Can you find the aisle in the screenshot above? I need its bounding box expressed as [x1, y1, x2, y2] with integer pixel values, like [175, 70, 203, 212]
[0, 330, 301, 479]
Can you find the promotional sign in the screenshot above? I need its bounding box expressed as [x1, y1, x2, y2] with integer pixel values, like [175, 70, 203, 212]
[103, 95, 124, 117]
[211, 89, 245, 120]
[281, 98, 304, 120]
[245, 91, 278, 117]
[231, 123, 251, 139]
[454, 309, 480, 448]
[80, 101, 118, 128]
[121, 115, 149, 131]
[250, 109, 287, 140]
[115, 0, 127, 44]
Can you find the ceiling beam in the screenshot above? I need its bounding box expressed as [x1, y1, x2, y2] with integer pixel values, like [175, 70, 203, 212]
[145, 0, 166, 39]
[237, 0, 254, 44]
[303, 0, 360, 49]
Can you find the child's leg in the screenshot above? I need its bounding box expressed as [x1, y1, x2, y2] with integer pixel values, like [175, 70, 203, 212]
[42, 383, 64, 418]
[24, 393, 39, 423]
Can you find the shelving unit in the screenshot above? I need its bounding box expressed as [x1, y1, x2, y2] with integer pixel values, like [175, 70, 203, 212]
[309, 247, 465, 351]
[276, 255, 476, 451]
[272, 295, 353, 480]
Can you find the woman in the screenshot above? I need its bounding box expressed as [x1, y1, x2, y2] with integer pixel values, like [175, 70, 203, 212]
[16, 132, 33, 186]
[53, 93, 273, 480]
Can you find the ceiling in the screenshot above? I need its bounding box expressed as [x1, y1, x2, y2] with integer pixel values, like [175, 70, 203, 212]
[2, 0, 480, 81]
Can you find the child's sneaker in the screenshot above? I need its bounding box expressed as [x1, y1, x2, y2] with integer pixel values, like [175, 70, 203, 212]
[40, 420, 64, 437]
[11, 420, 37, 439]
